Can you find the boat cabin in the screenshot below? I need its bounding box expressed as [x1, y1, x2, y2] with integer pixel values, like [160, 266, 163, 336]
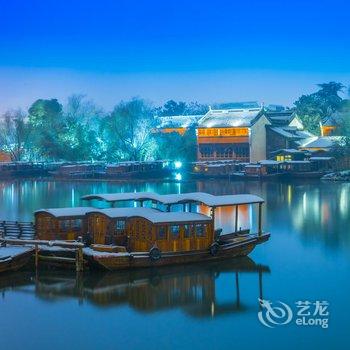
[86, 207, 213, 252]
[35, 207, 92, 240]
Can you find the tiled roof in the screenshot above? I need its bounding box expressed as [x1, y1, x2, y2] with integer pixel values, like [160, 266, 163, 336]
[264, 110, 296, 126]
[300, 136, 341, 149]
[269, 126, 314, 140]
[198, 107, 263, 128]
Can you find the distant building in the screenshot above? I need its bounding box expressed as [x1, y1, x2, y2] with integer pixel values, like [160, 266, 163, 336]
[157, 102, 314, 162]
[196, 105, 263, 162]
[0, 150, 11, 162]
[264, 110, 315, 159]
[299, 136, 341, 153]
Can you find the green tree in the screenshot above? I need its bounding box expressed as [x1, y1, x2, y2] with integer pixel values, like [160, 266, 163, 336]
[154, 128, 197, 162]
[159, 100, 208, 116]
[101, 98, 157, 161]
[294, 82, 345, 134]
[28, 99, 66, 160]
[62, 94, 105, 160]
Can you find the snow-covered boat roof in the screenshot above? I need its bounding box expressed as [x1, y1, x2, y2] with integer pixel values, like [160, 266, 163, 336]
[309, 156, 334, 161]
[259, 160, 280, 165]
[35, 207, 94, 218]
[81, 191, 264, 207]
[90, 207, 212, 223]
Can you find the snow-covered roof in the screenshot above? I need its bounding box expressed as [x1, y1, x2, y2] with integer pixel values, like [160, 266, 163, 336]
[284, 161, 311, 164]
[0, 246, 33, 259]
[90, 207, 212, 224]
[300, 136, 341, 149]
[35, 207, 94, 218]
[82, 191, 264, 207]
[198, 107, 263, 128]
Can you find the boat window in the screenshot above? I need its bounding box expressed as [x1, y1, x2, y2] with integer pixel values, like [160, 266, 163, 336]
[72, 219, 82, 230]
[59, 220, 69, 231]
[115, 220, 125, 233]
[157, 226, 167, 240]
[184, 224, 192, 238]
[195, 224, 206, 237]
[170, 225, 180, 239]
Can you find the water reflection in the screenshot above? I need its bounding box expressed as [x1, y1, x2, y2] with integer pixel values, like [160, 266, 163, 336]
[0, 258, 269, 318]
[0, 179, 349, 249]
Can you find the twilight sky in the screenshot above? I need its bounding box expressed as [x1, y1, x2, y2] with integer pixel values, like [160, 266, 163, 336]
[0, 0, 349, 113]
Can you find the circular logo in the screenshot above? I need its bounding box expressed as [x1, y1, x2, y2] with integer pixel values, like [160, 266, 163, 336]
[258, 298, 293, 328]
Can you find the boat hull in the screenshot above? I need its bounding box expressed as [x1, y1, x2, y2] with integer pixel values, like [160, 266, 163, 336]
[87, 233, 270, 271]
[0, 246, 34, 274]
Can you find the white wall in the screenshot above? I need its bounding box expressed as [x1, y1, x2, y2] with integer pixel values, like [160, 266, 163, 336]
[250, 115, 271, 162]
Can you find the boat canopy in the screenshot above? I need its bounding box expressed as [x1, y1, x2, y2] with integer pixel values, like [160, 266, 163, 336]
[81, 192, 264, 207]
[90, 207, 212, 224]
[35, 206, 211, 224]
[35, 207, 94, 218]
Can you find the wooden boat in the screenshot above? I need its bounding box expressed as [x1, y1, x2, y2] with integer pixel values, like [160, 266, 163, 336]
[105, 161, 171, 179]
[79, 192, 270, 271]
[32, 192, 270, 271]
[0, 244, 34, 273]
[189, 161, 237, 179]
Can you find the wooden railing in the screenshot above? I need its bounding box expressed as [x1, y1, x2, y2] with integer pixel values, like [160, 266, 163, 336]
[0, 238, 85, 272]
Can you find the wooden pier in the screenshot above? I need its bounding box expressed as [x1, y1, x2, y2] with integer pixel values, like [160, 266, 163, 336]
[0, 221, 36, 240]
[0, 238, 85, 273]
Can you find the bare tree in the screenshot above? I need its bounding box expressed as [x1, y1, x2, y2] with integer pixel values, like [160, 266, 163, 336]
[0, 109, 29, 161]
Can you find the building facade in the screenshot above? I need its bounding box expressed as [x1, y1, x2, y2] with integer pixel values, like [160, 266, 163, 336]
[157, 103, 314, 162]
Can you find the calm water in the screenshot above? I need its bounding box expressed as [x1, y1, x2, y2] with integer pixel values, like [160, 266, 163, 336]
[0, 179, 349, 350]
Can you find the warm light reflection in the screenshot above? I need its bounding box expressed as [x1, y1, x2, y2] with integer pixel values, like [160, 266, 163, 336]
[198, 204, 250, 233]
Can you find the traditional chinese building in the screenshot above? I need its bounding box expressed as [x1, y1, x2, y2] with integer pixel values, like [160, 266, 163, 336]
[157, 102, 314, 162]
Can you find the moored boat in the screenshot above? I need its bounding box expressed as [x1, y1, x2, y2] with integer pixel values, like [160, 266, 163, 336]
[34, 192, 270, 271]
[0, 244, 34, 273]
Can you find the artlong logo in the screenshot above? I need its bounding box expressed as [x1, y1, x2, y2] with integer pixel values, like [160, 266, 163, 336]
[258, 298, 293, 328]
[258, 299, 330, 329]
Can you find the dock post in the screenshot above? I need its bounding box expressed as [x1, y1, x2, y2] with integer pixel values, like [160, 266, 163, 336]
[258, 203, 262, 236]
[235, 205, 238, 232]
[35, 243, 39, 269]
[76, 247, 83, 272]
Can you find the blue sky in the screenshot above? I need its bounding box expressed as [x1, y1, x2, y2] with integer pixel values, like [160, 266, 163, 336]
[0, 0, 349, 112]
